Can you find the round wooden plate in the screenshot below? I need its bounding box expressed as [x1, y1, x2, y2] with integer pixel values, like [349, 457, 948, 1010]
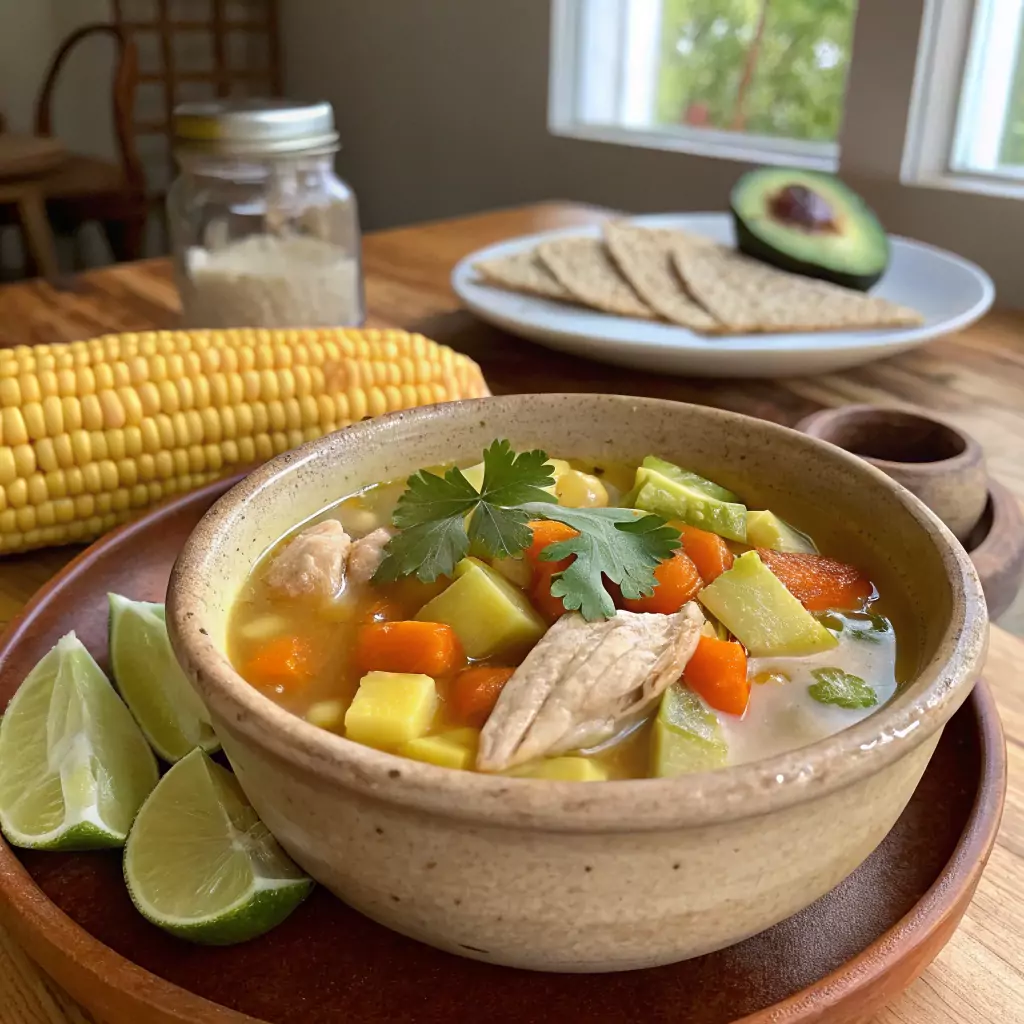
[0, 478, 1007, 1024]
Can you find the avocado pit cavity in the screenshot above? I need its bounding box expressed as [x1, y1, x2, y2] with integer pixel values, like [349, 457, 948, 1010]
[769, 185, 837, 234]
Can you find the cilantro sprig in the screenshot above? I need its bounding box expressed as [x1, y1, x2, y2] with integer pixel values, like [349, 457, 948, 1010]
[808, 668, 878, 710]
[373, 441, 681, 621]
[523, 503, 680, 621]
[374, 440, 557, 584]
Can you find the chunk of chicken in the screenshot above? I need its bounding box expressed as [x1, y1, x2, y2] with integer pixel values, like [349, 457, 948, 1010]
[477, 604, 704, 772]
[347, 527, 394, 584]
[265, 520, 351, 600]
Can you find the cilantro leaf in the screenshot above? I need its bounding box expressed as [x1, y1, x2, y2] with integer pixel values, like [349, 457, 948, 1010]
[469, 503, 534, 562]
[466, 441, 555, 559]
[374, 517, 470, 583]
[374, 441, 555, 583]
[522, 503, 681, 622]
[477, 440, 557, 507]
[808, 668, 878, 710]
[372, 442, 682, 616]
[391, 465, 479, 529]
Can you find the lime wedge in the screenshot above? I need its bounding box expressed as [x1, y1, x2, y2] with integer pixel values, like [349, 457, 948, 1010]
[108, 594, 219, 763]
[124, 748, 313, 945]
[0, 632, 158, 850]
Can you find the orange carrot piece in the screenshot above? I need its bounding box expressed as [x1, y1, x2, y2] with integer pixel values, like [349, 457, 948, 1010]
[756, 549, 873, 612]
[684, 635, 750, 716]
[526, 520, 578, 573]
[526, 520, 580, 622]
[355, 620, 464, 676]
[244, 636, 316, 694]
[531, 570, 570, 623]
[674, 523, 735, 583]
[621, 550, 703, 614]
[449, 665, 516, 728]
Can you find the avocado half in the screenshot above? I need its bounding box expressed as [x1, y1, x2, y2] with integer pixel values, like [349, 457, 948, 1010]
[731, 168, 890, 291]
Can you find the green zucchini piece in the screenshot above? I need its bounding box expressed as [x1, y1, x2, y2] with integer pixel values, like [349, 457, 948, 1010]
[698, 551, 838, 657]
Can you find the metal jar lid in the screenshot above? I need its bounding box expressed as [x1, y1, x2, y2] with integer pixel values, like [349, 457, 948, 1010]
[172, 99, 339, 158]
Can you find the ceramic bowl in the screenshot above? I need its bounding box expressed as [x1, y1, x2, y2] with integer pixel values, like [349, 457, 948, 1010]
[167, 395, 988, 973]
[797, 405, 988, 542]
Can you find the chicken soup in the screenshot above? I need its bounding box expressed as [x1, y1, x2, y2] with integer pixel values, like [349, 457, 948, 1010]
[228, 442, 908, 781]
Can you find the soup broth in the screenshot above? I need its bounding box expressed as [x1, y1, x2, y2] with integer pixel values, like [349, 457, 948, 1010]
[228, 450, 911, 781]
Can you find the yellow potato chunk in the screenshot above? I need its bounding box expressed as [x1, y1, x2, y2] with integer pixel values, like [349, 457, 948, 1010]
[416, 558, 546, 660]
[400, 727, 480, 770]
[504, 757, 608, 782]
[305, 699, 346, 732]
[344, 671, 437, 748]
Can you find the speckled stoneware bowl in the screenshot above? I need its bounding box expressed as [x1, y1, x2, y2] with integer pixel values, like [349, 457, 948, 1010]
[167, 394, 988, 973]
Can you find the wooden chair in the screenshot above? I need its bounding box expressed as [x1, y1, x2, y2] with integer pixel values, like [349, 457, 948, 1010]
[0, 23, 148, 269]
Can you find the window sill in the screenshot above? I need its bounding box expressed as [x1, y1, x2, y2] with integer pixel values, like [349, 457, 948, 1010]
[901, 169, 1024, 201]
[549, 120, 839, 172]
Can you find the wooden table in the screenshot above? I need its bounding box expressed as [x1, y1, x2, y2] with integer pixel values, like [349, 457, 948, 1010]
[0, 202, 1022, 1023]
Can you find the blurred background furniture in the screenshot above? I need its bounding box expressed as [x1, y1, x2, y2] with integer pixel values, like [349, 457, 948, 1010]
[0, 23, 145, 277]
[0, 134, 67, 280]
[0, 1, 282, 281]
[111, 0, 282, 201]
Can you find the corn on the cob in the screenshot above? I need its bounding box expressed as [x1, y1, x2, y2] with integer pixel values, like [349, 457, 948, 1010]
[0, 328, 489, 555]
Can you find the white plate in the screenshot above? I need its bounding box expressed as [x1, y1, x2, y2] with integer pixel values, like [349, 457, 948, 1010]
[451, 212, 995, 378]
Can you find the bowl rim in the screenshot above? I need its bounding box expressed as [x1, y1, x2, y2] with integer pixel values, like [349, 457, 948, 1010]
[797, 403, 983, 476]
[167, 394, 989, 833]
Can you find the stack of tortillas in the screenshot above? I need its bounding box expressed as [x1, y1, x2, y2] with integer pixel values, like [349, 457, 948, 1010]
[473, 221, 922, 336]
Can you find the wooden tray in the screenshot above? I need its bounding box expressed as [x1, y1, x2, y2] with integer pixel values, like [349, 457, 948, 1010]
[0, 478, 1007, 1024]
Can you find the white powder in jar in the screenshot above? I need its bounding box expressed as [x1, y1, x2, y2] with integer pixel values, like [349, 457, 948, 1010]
[181, 233, 363, 328]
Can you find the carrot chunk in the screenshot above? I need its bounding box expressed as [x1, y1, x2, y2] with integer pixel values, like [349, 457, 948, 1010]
[245, 636, 316, 694]
[526, 520, 580, 623]
[355, 620, 465, 676]
[756, 549, 873, 612]
[449, 665, 516, 728]
[684, 635, 750, 716]
[526, 520, 579, 573]
[621, 550, 703, 614]
[674, 523, 735, 583]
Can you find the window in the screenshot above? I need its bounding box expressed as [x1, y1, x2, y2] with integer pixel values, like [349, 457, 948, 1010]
[552, 0, 1024, 200]
[551, 0, 860, 169]
[953, 0, 1024, 177]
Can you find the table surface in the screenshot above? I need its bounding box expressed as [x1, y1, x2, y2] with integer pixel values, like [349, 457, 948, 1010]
[0, 201, 1021, 1024]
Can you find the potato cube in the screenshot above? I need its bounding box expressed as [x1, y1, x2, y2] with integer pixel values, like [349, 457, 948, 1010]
[504, 756, 607, 782]
[305, 699, 346, 732]
[344, 671, 437, 748]
[416, 558, 546, 660]
[400, 727, 480, 770]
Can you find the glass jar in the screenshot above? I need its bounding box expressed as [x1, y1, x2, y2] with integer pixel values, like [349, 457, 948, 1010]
[167, 99, 364, 329]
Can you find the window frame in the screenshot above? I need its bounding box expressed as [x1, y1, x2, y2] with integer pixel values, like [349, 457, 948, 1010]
[548, 0, 840, 172]
[550, 0, 1024, 202]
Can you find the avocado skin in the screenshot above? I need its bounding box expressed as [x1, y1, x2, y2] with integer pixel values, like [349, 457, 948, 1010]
[730, 168, 890, 292]
[732, 214, 884, 291]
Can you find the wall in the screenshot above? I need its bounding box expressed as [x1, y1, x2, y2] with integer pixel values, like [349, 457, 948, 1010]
[0, 0, 54, 132]
[281, 0, 1024, 306]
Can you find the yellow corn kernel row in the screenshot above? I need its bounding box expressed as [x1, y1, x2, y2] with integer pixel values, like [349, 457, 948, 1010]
[0, 328, 489, 555]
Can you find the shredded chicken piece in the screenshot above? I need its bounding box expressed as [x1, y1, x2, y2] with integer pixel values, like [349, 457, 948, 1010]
[477, 604, 704, 772]
[347, 527, 394, 584]
[265, 519, 351, 600]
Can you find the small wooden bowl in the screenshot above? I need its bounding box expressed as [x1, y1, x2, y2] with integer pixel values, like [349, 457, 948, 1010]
[797, 405, 988, 542]
[963, 479, 1024, 620]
